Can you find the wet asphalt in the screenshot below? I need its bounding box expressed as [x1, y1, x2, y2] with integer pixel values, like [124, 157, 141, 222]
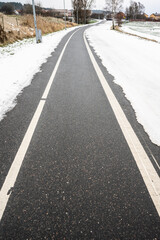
[0, 23, 160, 239]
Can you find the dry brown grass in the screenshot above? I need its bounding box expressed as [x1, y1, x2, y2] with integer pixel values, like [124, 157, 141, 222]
[0, 14, 77, 46]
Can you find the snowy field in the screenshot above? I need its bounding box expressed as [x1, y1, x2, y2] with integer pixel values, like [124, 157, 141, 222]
[121, 21, 160, 42]
[0, 26, 80, 122]
[86, 21, 160, 146]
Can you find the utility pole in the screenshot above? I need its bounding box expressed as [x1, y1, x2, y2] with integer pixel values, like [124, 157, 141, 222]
[2, 16, 4, 30]
[63, 0, 66, 30]
[32, 0, 42, 43]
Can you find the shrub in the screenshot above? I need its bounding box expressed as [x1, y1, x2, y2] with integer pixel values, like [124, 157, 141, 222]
[1, 3, 14, 15]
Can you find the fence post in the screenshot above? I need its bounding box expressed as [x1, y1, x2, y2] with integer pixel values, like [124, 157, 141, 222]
[2, 17, 4, 30]
[16, 18, 18, 27]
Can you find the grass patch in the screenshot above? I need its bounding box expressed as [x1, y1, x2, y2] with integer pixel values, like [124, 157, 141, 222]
[88, 20, 97, 24]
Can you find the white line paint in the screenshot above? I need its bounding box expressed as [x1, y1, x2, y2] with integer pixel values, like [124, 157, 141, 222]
[151, 154, 160, 171]
[84, 32, 160, 217]
[138, 131, 160, 170]
[0, 28, 79, 221]
[0, 100, 45, 221]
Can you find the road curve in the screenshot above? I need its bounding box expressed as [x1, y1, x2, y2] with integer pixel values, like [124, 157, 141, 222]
[0, 23, 160, 239]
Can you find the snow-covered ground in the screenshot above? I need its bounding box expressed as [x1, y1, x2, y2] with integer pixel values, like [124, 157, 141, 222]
[121, 21, 160, 43]
[0, 26, 80, 122]
[86, 21, 160, 146]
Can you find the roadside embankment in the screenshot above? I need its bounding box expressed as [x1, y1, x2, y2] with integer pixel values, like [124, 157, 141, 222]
[0, 13, 77, 46]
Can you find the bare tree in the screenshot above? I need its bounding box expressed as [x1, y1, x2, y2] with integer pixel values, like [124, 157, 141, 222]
[83, 0, 94, 9]
[72, 0, 94, 24]
[126, 1, 145, 20]
[83, 0, 94, 23]
[105, 0, 123, 29]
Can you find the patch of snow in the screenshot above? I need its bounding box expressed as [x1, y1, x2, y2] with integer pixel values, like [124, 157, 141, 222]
[0, 26, 80, 121]
[121, 21, 160, 43]
[86, 21, 160, 146]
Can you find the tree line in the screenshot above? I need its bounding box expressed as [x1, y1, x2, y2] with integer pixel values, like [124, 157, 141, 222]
[0, 2, 23, 15]
[0, 0, 148, 26]
[0, 1, 95, 24]
[0, 2, 23, 10]
[105, 0, 146, 29]
[125, 1, 145, 20]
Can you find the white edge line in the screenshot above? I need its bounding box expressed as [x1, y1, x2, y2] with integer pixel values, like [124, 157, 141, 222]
[0, 28, 80, 222]
[151, 154, 160, 170]
[83, 31, 160, 217]
[0, 100, 45, 221]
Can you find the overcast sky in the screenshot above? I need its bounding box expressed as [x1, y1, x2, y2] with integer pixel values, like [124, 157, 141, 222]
[2, 0, 160, 15]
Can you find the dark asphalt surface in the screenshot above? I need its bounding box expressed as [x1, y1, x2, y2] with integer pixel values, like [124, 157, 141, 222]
[0, 23, 160, 239]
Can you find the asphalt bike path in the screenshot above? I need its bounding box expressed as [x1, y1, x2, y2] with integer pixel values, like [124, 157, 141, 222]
[0, 23, 160, 239]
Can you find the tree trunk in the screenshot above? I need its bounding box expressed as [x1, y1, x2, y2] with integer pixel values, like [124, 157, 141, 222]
[112, 13, 115, 29]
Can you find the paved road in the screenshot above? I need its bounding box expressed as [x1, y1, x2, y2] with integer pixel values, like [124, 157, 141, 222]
[0, 23, 160, 239]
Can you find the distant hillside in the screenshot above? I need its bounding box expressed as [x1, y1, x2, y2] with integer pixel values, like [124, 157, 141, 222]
[0, 2, 23, 10]
[91, 10, 109, 14]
